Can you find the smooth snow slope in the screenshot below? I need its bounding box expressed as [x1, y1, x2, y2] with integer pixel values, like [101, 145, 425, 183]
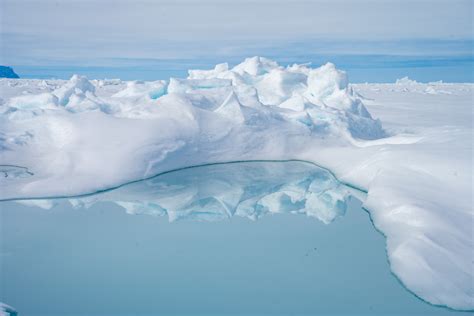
[0, 57, 472, 310]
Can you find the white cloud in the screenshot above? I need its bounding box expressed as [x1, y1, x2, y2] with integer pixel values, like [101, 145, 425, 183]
[1, 0, 472, 65]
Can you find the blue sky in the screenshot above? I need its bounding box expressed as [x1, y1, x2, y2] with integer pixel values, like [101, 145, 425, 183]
[1, 0, 472, 82]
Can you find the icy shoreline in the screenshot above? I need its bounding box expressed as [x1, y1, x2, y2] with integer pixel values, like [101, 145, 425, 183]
[0, 57, 472, 310]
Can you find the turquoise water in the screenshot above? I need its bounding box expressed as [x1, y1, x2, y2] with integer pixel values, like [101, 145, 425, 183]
[0, 162, 470, 315]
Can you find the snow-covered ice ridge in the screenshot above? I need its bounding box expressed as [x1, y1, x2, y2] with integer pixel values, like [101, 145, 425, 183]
[0, 57, 472, 310]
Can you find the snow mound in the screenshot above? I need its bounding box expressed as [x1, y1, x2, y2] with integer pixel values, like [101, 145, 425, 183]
[112, 80, 167, 99]
[187, 57, 384, 140]
[54, 74, 96, 106]
[0, 57, 384, 141]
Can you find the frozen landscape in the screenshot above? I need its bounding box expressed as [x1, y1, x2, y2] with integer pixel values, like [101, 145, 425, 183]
[2, 0, 474, 314]
[0, 57, 472, 312]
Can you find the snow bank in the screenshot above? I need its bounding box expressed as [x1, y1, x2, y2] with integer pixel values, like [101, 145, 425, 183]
[0, 57, 472, 311]
[0, 57, 384, 200]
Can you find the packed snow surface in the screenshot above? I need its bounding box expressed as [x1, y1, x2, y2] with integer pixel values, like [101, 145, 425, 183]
[0, 57, 472, 310]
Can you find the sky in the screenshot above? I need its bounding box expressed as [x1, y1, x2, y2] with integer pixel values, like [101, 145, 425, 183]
[1, 0, 473, 82]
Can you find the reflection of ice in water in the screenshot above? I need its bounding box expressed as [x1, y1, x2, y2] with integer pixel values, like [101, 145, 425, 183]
[20, 161, 352, 224]
[3, 162, 465, 316]
[0, 302, 17, 316]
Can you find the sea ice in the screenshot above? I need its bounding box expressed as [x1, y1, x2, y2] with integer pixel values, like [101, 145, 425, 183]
[395, 76, 418, 85]
[0, 57, 472, 310]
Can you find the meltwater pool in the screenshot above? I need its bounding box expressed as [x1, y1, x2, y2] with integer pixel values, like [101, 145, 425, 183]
[0, 161, 469, 315]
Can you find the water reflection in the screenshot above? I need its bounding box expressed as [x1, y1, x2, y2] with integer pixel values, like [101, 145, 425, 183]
[2, 161, 468, 315]
[18, 161, 351, 224]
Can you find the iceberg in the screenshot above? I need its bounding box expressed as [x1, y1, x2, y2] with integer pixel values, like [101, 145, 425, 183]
[0, 57, 472, 310]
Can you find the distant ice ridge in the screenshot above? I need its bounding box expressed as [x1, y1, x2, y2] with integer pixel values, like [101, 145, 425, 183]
[395, 76, 418, 85]
[0, 58, 473, 311]
[1, 56, 383, 139]
[17, 161, 352, 224]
